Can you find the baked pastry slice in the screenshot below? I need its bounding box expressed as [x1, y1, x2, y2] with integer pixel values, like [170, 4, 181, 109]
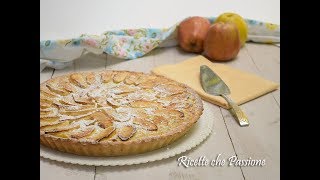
[40, 70, 203, 156]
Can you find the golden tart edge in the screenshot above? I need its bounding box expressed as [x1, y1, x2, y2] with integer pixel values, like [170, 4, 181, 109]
[40, 70, 203, 156]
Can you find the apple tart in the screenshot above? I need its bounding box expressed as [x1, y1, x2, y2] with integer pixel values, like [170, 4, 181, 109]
[40, 71, 203, 156]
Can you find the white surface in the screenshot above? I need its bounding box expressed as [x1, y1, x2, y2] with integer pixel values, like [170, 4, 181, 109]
[40, 101, 214, 166]
[40, 0, 280, 40]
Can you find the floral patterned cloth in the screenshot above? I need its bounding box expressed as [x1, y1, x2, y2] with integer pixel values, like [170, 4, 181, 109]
[40, 17, 280, 72]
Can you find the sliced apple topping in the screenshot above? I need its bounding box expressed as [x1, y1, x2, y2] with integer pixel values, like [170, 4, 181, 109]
[70, 126, 95, 139]
[99, 129, 118, 142]
[57, 96, 77, 105]
[87, 88, 103, 98]
[116, 85, 138, 94]
[72, 94, 94, 105]
[93, 97, 108, 107]
[106, 98, 121, 107]
[70, 73, 88, 88]
[59, 111, 95, 121]
[61, 82, 77, 93]
[40, 86, 58, 98]
[90, 111, 114, 128]
[40, 70, 197, 144]
[60, 104, 95, 111]
[137, 76, 167, 89]
[106, 97, 130, 107]
[134, 75, 148, 85]
[89, 126, 115, 141]
[40, 114, 58, 120]
[48, 131, 70, 138]
[40, 102, 51, 109]
[152, 115, 168, 126]
[40, 108, 58, 118]
[124, 74, 139, 85]
[86, 72, 96, 85]
[117, 125, 136, 141]
[54, 102, 76, 109]
[101, 71, 114, 83]
[155, 109, 184, 118]
[135, 109, 149, 119]
[154, 84, 185, 97]
[129, 100, 161, 108]
[111, 111, 132, 122]
[46, 83, 69, 96]
[40, 94, 53, 103]
[98, 119, 114, 129]
[113, 72, 128, 83]
[59, 108, 96, 116]
[40, 108, 55, 116]
[40, 121, 79, 133]
[40, 117, 60, 127]
[107, 86, 136, 97]
[133, 118, 157, 131]
[169, 102, 191, 110]
[138, 80, 158, 89]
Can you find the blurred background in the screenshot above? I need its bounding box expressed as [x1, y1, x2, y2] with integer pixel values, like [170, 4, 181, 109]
[40, 0, 280, 40]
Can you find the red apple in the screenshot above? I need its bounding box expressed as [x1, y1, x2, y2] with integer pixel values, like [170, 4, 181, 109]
[204, 22, 241, 61]
[178, 16, 211, 53]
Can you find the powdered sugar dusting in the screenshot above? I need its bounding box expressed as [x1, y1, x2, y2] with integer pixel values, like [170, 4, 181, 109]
[111, 107, 137, 122]
[113, 120, 135, 129]
[73, 119, 95, 129]
[145, 107, 156, 115]
[41, 71, 199, 142]
[153, 85, 168, 97]
[127, 90, 157, 101]
[59, 111, 96, 121]
[156, 99, 171, 107]
[62, 105, 82, 111]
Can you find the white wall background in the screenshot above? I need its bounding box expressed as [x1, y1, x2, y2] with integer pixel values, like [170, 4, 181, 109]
[40, 0, 280, 40]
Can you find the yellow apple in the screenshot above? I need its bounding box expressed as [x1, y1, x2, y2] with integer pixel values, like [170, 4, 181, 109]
[215, 12, 248, 46]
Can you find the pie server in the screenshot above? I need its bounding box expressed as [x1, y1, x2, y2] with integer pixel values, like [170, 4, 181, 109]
[200, 65, 249, 127]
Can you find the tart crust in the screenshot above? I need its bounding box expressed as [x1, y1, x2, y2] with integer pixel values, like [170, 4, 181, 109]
[40, 70, 203, 156]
